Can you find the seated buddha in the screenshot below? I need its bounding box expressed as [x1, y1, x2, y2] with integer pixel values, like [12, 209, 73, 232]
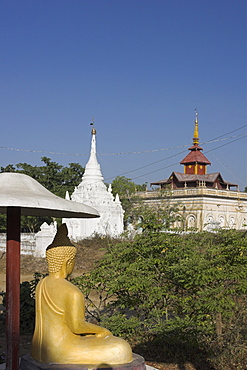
[31, 224, 132, 365]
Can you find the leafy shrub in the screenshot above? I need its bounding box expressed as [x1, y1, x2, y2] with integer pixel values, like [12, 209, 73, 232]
[101, 313, 141, 338]
[73, 229, 247, 368]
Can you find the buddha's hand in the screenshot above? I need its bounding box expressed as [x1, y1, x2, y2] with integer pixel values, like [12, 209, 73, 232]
[96, 328, 112, 338]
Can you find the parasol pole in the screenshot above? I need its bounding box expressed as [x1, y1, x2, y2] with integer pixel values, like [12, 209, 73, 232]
[6, 207, 21, 370]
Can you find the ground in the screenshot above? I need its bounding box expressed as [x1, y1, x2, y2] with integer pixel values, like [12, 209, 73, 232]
[0, 242, 215, 370]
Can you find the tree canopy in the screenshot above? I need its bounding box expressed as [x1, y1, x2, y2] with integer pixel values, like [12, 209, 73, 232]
[111, 176, 146, 198]
[111, 176, 146, 220]
[1, 156, 85, 198]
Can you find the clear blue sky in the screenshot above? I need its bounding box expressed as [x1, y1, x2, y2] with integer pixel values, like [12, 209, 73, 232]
[1, 0, 246, 190]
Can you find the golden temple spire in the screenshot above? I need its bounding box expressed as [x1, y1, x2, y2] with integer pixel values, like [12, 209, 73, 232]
[193, 109, 199, 145]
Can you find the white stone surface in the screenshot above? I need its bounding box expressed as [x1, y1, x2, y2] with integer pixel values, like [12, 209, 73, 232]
[35, 222, 57, 257]
[63, 129, 124, 240]
[0, 233, 36, 255]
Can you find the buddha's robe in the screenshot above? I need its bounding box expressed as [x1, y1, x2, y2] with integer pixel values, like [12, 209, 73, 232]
[31, 276, 132, 365]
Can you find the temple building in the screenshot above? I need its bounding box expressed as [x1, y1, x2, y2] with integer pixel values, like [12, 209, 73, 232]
[138, 113, 247, 231]
[63, 127, 124, 240]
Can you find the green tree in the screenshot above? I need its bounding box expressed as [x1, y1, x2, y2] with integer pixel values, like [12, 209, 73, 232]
[16, 157, 64, 197]
[111, 176, 146, 221]
[111, 176, 146, 198]
[60, 162, 85, 196]
[0, 164, 16, 172]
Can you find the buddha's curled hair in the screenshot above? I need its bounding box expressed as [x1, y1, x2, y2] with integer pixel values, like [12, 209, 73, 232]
[46, 223, 77, 273]
[46, 246, 77, 273]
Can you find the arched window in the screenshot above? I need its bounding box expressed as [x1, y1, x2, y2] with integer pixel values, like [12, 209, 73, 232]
[187, 215, 196, 229]
[229, 216, 235, 228]
[219, 216, 225, 227]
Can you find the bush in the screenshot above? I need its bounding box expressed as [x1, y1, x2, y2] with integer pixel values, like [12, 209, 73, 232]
[73, 229, 247, 368]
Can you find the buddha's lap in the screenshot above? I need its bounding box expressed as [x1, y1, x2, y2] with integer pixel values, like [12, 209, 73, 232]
[37, 334, 132, 364]
[52, 333, 130, 350]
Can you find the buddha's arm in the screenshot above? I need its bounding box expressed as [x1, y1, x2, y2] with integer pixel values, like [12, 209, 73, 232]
[65, 288, 112, 337]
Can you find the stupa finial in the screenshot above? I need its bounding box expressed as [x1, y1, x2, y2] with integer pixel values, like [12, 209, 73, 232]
[82, 118, 104, 183]
[193, 108, 199, 145]
[90, 117, 96, 135]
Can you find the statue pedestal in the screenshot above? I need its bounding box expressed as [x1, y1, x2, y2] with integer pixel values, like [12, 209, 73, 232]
[20, 354, 146, 370]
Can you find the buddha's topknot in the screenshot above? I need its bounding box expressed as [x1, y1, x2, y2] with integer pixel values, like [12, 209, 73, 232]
[46, 223, 76, 251]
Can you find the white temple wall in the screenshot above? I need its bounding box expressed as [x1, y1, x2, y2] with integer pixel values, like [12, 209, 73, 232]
[0, 233, 36, 256]
[136, 189, 247, 231]
[35, 222, 57, 257]
[65, 202, 124, 241]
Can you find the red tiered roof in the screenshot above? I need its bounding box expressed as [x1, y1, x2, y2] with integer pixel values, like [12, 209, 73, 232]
[180, 144, 211, 165]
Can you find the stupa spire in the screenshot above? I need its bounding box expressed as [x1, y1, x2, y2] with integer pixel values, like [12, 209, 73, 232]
[81, 121, 104, 183]
[193, 109, 199, 145]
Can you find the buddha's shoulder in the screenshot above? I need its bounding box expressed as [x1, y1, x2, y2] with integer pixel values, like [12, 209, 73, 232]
[57, 279, 82, 300]
[43, 276, 80, 292]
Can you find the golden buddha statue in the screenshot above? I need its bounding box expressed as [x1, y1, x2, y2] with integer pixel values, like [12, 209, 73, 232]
[31, 224, 132, 365]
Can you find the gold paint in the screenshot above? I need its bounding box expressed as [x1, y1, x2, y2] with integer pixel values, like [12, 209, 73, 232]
[31, 225, 132, 365]
[193, 110, 199, 145]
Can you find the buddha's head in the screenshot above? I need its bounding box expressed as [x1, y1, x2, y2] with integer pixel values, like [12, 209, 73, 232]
[46, 224, 77, 276]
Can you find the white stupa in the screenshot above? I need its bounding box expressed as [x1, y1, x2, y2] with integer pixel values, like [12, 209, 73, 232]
[63, 127, 124, 240]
